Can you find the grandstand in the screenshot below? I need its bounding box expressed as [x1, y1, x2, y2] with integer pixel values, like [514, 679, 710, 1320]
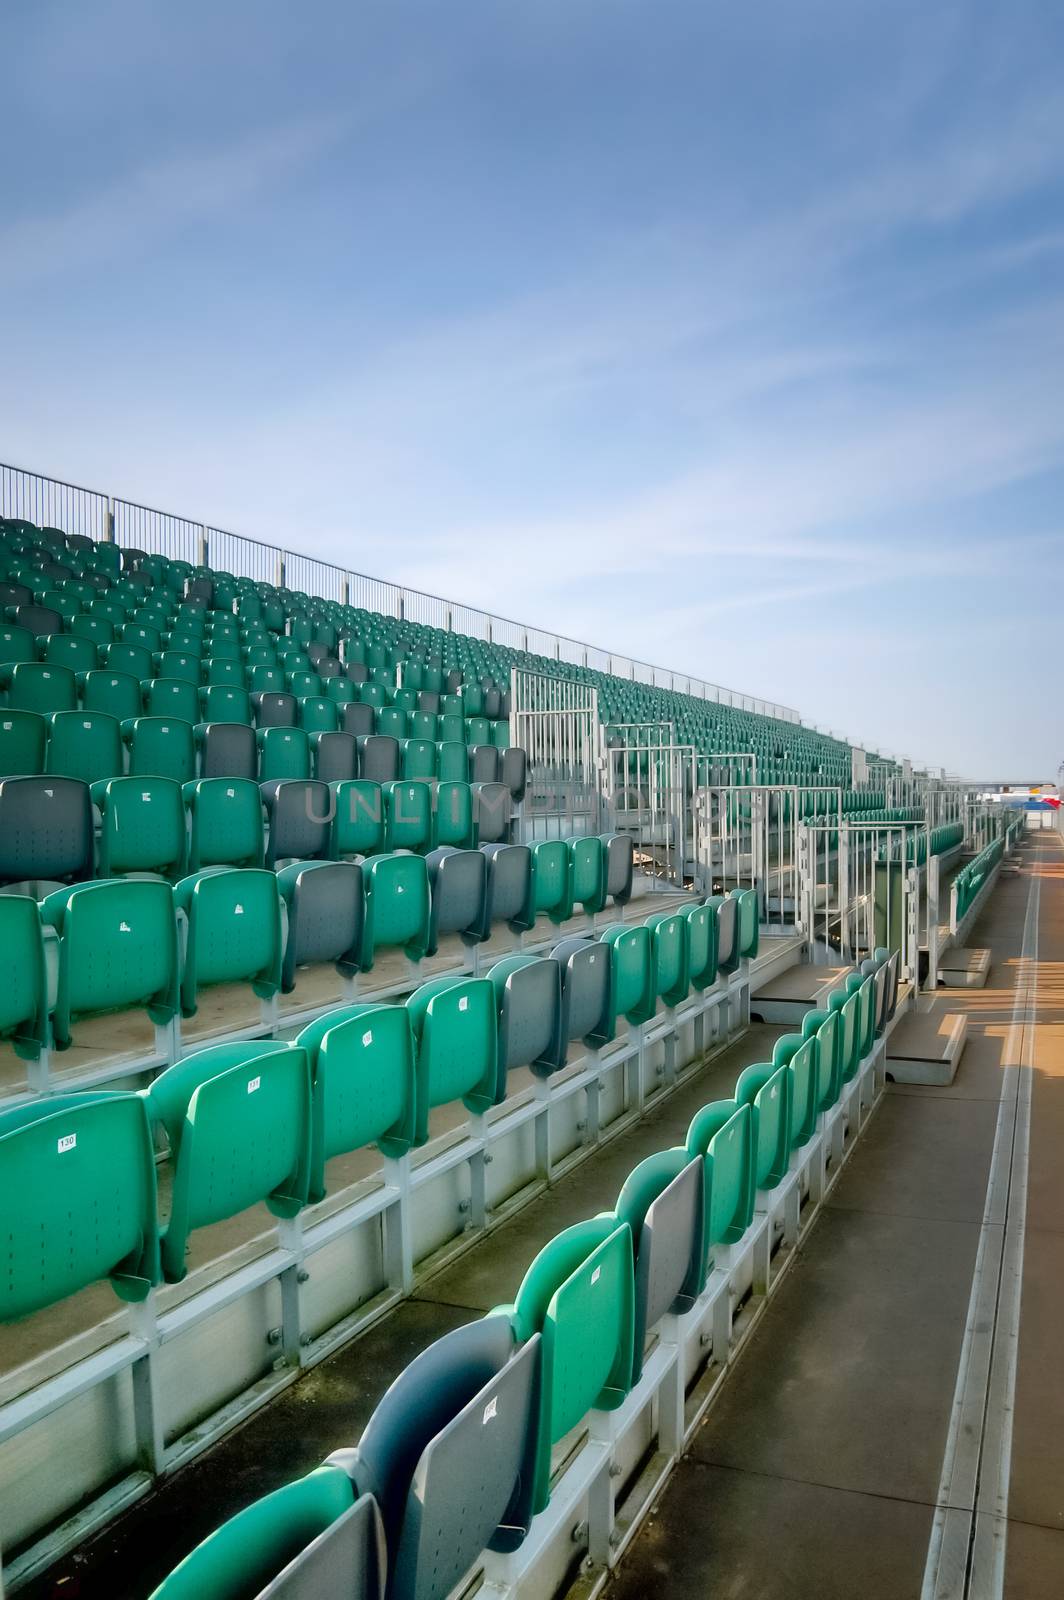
[0, 467, 1058, 1600]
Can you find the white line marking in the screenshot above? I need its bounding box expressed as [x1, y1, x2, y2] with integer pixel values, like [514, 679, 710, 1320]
[922, 852, 1040, 1600]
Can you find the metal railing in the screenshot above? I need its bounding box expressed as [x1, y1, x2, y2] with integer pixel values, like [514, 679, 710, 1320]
[1, 459, 802, 723]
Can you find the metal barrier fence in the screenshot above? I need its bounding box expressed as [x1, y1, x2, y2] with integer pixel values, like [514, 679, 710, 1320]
[1, 459, 802, 722]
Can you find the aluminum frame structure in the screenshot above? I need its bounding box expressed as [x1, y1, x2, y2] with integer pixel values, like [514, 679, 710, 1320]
[509, 669, 603, 840]
[700, 784, 845, 933]
[602, 724, 696, 890]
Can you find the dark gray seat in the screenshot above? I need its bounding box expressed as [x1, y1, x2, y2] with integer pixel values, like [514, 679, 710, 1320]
[314, 730, 359, 783]
[14, 603, 63, 637]
[445, 669, 463, 693]
[255, 1493, 386, 1600]
[0, 774, 94, 892]
[276, 860, 363, 992]
[197, 721, 258, 781]
[253, 691, 298, 729]
[416, 690, 440, 714]
[601, 832, 634, 907]
[712, 894, 740, 975]
[263, 779, 333, 867]
[473, 782, 512, 845]
[357, 735, 400, 784]
[479, 842, 533, 936]
[615, 1151, 704, 1383]
[425, 846, 487, 954]
[0, 582, 33, 609]
[482, 688, 502, 719]
[341, 701, 374, 738]
[501, 747, 527, 804]
[327, 1319, 541, 1600]
[468, 745, 500, 785]
[255, 1492, 385, 1599]
[552, 934, 612, 1052]
[344, 661, 370, 685]
[488, 952, 563, 1077]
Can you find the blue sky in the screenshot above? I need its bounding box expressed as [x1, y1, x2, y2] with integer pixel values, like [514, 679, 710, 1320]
[3, 1, 1061, 777]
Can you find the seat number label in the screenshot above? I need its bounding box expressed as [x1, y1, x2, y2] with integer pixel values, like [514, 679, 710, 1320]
[247, 1077, 261, 1094]
[57, 1134, 77, 1154]
[482, 1397, 497, 1424]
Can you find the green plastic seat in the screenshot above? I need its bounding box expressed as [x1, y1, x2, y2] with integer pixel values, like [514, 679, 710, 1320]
[331, 779, 385, 858]
[146, 1041, 311, 1281]
[531, 838, 571, 923]
[0, 894, 48, 1059]
[435, 779, 475, 849]
[0, 623, 36, 668]
[173, 867, 283, 1017]
[685, 1099, 755, 1258]
[802, 1006, 841, 1110]
[731, 887, 760, 960]
[735, 1061, 791, 1190]
[4, 661, 77, 714]
[0, 1091, 160, 1320]
[299, 694, 339, 734]
[91, 775, 187, 878]
[644, 909, 690, 1007]
[406, 975, 501, 1139]
[361, 852, 431, 970]
[383, 780, 433, 853]
[296, 1003, 416, 1199]
[569, 835, 606, 914]
[146, 1467, 364, 1600]
[400, 737, 436, 780]
[203, 657, 246, 688]
[249, 664, 285, 694]
[183, 777, 265, 869]
[105, 640, 153, 679]
[847, 971, 876, 1060]
[683, 900, 718, 990]
[40, 878, 179, 1049]
[436, 740, 467, 782]
[491, 1216, 634, 1513]
[257, 725, 311, 782]
[376, 706, 407, 740]
[829, 988, 860, 1084]
[145, 676, 200, 722]
[0, 707, 46, 776]
[45, 710, 122, 784]
[81, 668, 142, 721]
[123, 715, 196, 782]
[199, 683, 251, 724]
[157, 652, 202, 686]
[600, 923, 655, 1028]
[773, 1034, 819, 1148]
[42, 632, 98, 673]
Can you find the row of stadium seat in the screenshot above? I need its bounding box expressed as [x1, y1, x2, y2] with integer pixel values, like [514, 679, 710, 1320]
[953, 834, 1004, 921]
[0, 612, 509, 711]
[0, 703, 526, 789]
[0, 658, 511, 741]
[0, 773, 525, 887]
[1, 517, 877, 789]
[135, 945, 898, 1600]
[2, 889, 761, 1318]
[0, 832, 638, 1060]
